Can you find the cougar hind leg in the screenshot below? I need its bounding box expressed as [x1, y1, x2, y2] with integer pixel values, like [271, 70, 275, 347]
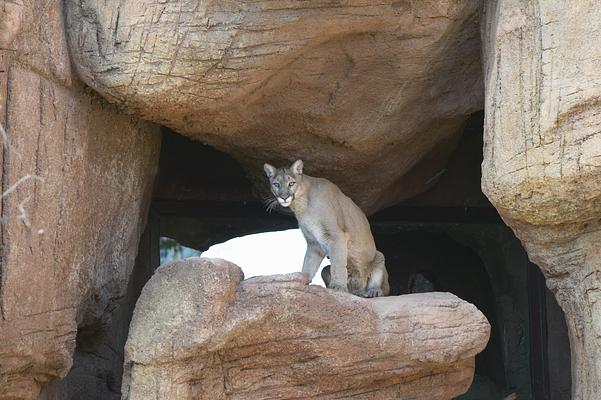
[363, 251, 390, 298]
[323, 253, 389, 298]
[322, 264, 366, 295]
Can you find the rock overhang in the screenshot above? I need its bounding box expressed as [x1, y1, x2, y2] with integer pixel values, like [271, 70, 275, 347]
[65, 0, 484, 213]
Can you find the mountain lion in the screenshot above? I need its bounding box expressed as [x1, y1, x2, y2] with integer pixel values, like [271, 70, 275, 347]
[263, 160, 389, 297]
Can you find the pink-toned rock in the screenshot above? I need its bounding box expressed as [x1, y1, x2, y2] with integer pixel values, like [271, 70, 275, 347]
[122, 258, 490, 400]
[0, 65, 161, 399]
[0, 0, 23, 50]
[0, 2, 161, 398]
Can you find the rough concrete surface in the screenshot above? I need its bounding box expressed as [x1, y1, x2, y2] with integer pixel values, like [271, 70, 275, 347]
[0, 1, 161, 398]
[65, 0, 483, 213]
[122, 258, 490, 400]
[481, 1, 601, 399]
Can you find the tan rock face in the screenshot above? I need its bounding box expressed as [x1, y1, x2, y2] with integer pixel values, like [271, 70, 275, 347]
[481, 1, 601, 398]
[122, 258, 490, 400]
[0, 1, 161, 398]
[0, 70, 161, 399]
[0, 0, 22, 50]
[65, 0, 483, 213]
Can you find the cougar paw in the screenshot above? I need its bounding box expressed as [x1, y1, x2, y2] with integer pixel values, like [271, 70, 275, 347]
[328, 283, 348, 292]
[362, 287, 384, 298]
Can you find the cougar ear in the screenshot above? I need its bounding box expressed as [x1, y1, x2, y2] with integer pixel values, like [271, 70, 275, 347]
[291, 159, 304, 175]
[264, 163, 276, 178]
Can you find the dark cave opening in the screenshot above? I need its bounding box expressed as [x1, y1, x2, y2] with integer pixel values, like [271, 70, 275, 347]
[146, 113, 571, 399]
[47, 113, 571, 400]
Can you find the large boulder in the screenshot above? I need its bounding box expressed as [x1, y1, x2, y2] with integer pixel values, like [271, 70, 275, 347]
[0, 1, 161, 398]
[481, 1, 601, 398]
[122, 258, 490, 400]
[65, 0, 483, 213]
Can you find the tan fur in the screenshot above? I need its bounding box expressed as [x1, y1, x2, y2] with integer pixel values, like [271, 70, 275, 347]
[264, 160, 390, 297]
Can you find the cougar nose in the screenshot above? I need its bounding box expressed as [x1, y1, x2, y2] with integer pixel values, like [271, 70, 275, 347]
[280, 194, 290, 201]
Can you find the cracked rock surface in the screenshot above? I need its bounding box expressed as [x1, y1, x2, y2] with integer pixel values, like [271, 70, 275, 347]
[481, 1, 601, 398]
[122, 258, 490, 400]
[0, 1, 161, 398]
[65, 0, 483, 213]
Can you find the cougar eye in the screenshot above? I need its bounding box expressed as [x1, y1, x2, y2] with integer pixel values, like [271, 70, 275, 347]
[288, 181, 295, 187]
[273, 182, 280, 188]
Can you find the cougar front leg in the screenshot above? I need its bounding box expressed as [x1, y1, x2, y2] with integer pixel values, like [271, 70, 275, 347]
[328, 237, 349, 292]
[301, 243, 325, 281]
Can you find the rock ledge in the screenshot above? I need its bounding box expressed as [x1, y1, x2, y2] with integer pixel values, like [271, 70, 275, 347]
[122, 258, 490, 400]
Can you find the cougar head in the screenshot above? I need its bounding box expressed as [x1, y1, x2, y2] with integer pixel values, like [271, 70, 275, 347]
[263, 159, 303, 208]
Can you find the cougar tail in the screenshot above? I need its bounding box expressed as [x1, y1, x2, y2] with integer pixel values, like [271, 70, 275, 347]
[321, 265, 331, 288]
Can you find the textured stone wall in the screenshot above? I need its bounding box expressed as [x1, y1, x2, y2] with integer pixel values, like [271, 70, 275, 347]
[481, 1, 601, 398]
[122, 258, 490, 400]
[3, 0, 595, 397]
[0, 1, 161, 398]
[64, 0, 484, 213]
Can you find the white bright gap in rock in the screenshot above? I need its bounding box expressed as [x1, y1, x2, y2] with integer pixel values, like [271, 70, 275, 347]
[161, 229, 327, 287]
